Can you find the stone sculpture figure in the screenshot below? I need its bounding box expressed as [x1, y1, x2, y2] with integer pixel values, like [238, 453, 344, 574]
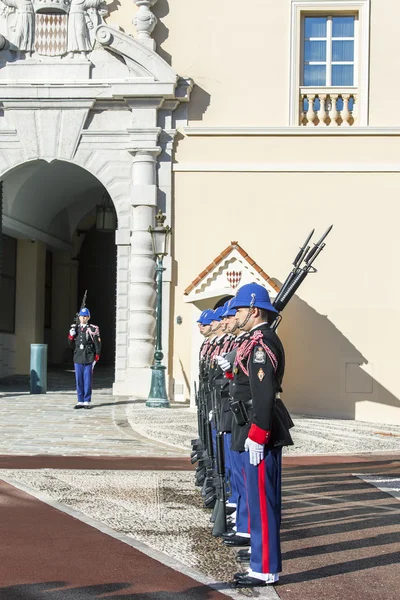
[0, 0, 34, 53]
[67, 0, 105, 55]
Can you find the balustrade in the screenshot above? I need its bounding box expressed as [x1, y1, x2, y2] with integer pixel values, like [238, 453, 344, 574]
[299, 88, 357, 126]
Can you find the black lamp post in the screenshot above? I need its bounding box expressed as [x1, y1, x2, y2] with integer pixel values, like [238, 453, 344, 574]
[146, 210, 172, 408]
[96, 192, 117, 232]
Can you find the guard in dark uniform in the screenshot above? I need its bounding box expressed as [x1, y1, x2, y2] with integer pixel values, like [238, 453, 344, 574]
[227, 283, 293, 587]
[68, 308, 101, 409]
[212, 300, 240, 509]
[218, 321, 252, 547]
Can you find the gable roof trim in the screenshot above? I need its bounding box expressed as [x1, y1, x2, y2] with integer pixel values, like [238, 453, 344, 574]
[184, 241, 280, 296]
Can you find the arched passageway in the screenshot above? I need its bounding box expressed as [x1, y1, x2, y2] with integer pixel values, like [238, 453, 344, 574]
[0, 160, 117, 376]
[78, 228, 116, 365]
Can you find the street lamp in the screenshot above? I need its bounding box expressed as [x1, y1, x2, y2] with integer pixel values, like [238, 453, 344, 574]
[146, 210, 172, 408]
[96, 191, 117, 232]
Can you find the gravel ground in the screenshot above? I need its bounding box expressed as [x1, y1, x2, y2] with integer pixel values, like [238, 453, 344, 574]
[0, 469, 247, 592]
[128, 403, 400, 454]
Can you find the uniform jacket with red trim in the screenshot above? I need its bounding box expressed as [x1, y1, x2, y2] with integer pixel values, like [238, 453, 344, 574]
[231, 324, 293, 451]
[68, 324, 101, 365]
[247, 324, 285, 443]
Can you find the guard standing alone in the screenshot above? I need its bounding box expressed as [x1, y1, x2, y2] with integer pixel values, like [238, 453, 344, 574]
[68, 308, 101, 409]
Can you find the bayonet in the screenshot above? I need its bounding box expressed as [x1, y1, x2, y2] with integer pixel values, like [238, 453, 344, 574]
[272, 226, 333, 320]
[293, 228, 315, 267]
[305, 225, 333, 265]
[74, 289, 88, 325]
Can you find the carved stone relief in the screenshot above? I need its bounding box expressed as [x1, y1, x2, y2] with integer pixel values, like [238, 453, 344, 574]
[0, 0, 108, 57]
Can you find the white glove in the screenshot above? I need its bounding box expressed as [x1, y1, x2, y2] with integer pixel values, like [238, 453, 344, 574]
[216, 355, 231, 372]
[245, 437, 264, 466]
[208, 410, 213, 422]
[69, 327, 76, 337]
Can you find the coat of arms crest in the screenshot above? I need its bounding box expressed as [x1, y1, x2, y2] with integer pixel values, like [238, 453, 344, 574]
[226, 270, 242, 289]
[0, 0, 107, 57]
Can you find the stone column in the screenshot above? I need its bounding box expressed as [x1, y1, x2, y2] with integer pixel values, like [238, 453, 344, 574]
[113, 148, 160, 397]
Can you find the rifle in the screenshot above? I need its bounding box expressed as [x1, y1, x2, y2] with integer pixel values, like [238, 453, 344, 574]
[211, 387, 228, 536]
[192, 380, 207, 486]
[74, 289, 88, 326]
[203, 391, 217, 508]
[271, 225, 333, 328]
[192, 378, 214, 494]
[274, 228, 314, 301]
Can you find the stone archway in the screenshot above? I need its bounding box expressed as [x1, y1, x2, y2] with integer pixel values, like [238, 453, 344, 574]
[0, 159, 118, 374]
[0, 10, 193, 397]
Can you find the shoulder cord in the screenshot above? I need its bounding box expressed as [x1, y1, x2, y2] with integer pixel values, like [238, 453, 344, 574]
[210, 336, 232, 361]
[200, 339, 210, 357]
[86, 325, 99, 343]
[234, 330, 278, 376]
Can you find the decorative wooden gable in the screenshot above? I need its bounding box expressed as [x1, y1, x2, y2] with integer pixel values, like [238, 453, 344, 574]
[184, 241, 279, 303]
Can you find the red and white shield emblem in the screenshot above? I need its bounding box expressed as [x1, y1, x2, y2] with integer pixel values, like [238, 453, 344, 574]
[226, 270, 242, 289]
[35, 14, 68, 56]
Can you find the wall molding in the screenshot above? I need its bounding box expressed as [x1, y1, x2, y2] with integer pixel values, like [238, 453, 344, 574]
[183, 126, 400, 136]
[173, 162, 400, 173]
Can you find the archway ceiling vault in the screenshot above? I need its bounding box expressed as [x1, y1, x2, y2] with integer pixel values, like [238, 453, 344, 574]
[0, 26, 191, 248]
[4, 160, 107, 243]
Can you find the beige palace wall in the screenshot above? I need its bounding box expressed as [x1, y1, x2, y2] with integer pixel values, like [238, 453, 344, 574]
[172, 148, 400, 425]
[108, 1, 400, 423]
[119, 0, 400, 128]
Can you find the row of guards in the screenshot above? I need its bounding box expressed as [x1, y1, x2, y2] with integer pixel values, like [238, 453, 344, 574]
[191, 226, 333, 588]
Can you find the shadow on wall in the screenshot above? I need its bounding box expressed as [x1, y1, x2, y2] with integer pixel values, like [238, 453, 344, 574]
[153, 0, 172, 65]
[188, 84, 212, 121]
[153, 1, 211, 118]
[277, 289, 400, 420]
[106, 0, 121, 19]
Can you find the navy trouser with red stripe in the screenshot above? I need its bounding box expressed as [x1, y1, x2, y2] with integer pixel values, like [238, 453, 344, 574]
[244, 447, 282, 574]
[231, 450, 250, 535]
[74, 363, 93, 404]
[224, 433, 238, 504]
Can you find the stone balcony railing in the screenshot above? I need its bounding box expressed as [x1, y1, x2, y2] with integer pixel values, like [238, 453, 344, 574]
[300, 88, 358, 127]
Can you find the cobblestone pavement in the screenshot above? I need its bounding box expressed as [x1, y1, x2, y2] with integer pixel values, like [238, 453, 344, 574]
[0, 366, 186, 457]
[2, 365, 400, 457]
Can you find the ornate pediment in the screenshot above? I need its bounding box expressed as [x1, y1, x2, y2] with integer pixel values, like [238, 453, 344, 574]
[95, 25, 177, 82]
[0, 1, 180, 85]
[184, 242, 279, 303]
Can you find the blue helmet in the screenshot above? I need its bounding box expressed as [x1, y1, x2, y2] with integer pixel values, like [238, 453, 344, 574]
[211, 306, 226, 322]
[201, 309, 214, 326]
[79, 307, 90, 317]
[222, 298, 237, 318]
[220, 301, 229, 318]
[230, 283, 278, 314]
[197, 310, 208, 324]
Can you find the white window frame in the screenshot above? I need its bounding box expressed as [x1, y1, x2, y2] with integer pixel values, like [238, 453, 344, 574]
[290, 0, 370, 126]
